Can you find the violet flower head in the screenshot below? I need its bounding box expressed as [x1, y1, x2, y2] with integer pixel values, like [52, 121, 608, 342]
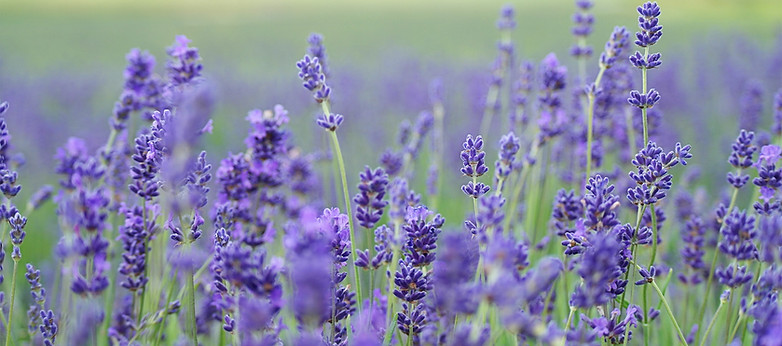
[9, 212, 26, 260]
[460, 134, 490, 198]
[718, 208, 758, 261]
[245, 106, 290, 162]
[571, 231, 626, 308]
[627, 88, 660, 109]
[510, 60, 535, 127]
[112, 48, 160, 128]
[582, 175, 621, 233]
[117, 205, 151, 293]
[634, 2, 662, 48]
[570, 0, 594, 59]
[727, 130, 757, 188]
[678, 217, 706, 285]
[306, 33, 329, 78]
[27, 185, 54, 211]
[634, 265, 656, 286]
[296, 55, 331, 104]
[353, 166, 389, 229]
[496, 5, 516, 30]
[716, 263, 753, 288]
[129, 109, 170, 200]
[551, 189, 582, 237]
[600, 26, 631, 69]
[166, 35, 202, 88]
[538, 53, 567, 143]
[494, 131, 520, 189]
[380, 149, 403, 177]
[626, 141, 691, 206]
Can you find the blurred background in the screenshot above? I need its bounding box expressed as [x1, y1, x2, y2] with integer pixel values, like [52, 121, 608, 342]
[2, 0, 782, 260]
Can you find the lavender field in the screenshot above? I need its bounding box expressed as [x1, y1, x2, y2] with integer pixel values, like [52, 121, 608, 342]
[1, 0, 782, 345]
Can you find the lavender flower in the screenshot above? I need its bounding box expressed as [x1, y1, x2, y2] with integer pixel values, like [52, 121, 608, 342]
[460, 134, 490, 199]
[570, 0, 594, 60]
[538, 53, 568, 143]
[307, 33, 329, 78]
[129, 110, 169, 200]
[582, 175, 621, 232]
[296, 55, 331, 104]
[727, 130, 757, 188]
[678, 217, 706, 285]
[166, 35, 203, 88]
[627, 141, 691, 206]
[353, 166, 389, 229]
[551, 189, 582, 237]
[600, 27, 631, 68]
[715, 264, 753, 288]
[494, 132, 520, 191]
[634, 2, 663, 47]
[571, 231, 626, 308]
[718, 209, 758, 261]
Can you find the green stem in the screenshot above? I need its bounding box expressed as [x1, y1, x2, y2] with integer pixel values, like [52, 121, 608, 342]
[647, 272, 687, 345]
[724, 284, 735, 343]
[326, 120, 362, 312]
[5, 259, 19, 346]
[564, 306, 576, 333]
[699, 292, 727, 346]
[185, 268, 198, 345]
[585, 67, 606, 182]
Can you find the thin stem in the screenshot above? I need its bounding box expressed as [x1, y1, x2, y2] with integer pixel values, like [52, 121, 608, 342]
[327, 127, 363, 311]
[699, 294, 727, 346]
[5, 259, 19, 346]
[724, 284, 735, 343]
[564, 306, 576, 333]
[647, 273, 688, 345]
[585, 66, 607, 183]
[185, 267, 198, 345]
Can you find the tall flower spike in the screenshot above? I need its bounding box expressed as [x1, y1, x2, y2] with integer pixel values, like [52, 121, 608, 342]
[600, 26, 631, 68]
[494, 132, 520, 191]
[296, 55, 331, 104]
[570, 0, 594, 59]
[461, 134, 490, 199]
[634, 2, 662, 48]
[166, 35, 203, 88]
[353, 166, 389, 229]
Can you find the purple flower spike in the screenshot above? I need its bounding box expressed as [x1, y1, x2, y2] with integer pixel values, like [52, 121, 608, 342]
[634, 2, 663, 48]
[296, 55, 331, 104]
[353, 166, 389, 229]
[600, 26, 631, 68]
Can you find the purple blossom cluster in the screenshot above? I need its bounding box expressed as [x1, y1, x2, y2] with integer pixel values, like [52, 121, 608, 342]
[3, 2, 782, 346]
